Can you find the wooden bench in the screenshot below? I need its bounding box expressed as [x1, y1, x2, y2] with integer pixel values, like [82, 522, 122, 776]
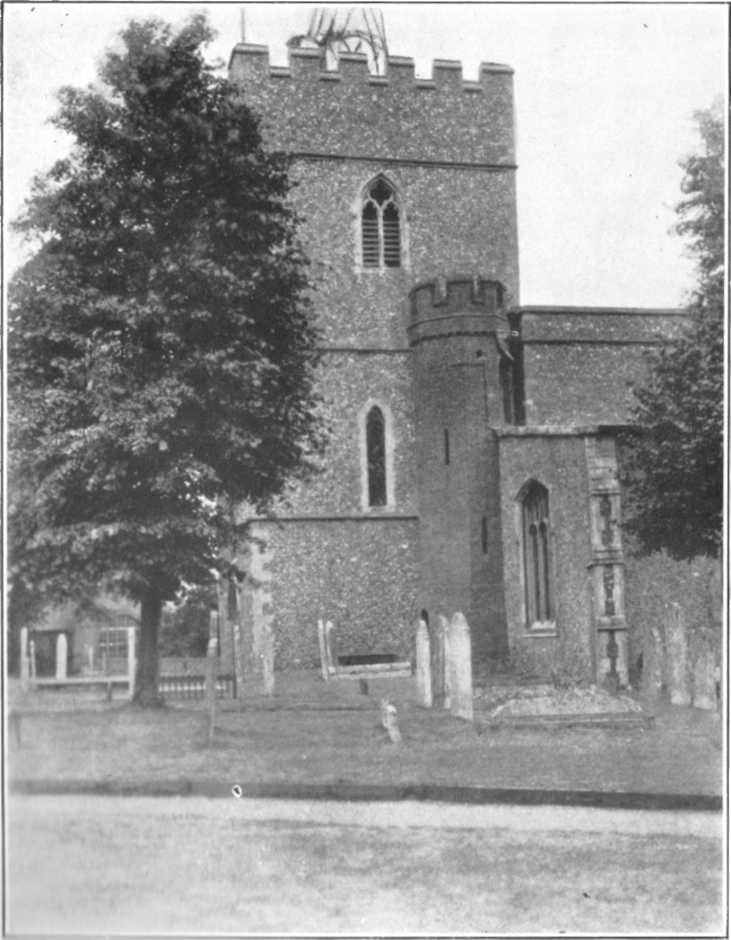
[317, 620, 411, 681]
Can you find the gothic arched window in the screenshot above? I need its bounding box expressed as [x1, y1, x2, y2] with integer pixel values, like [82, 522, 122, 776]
[521, 481, 553, 627]
[366, 405, 387, 507]
[362, 177, 401, 268]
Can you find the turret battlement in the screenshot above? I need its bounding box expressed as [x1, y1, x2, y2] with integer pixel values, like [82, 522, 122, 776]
[229, 44, 516, 165]
[407, 276, 508, 346]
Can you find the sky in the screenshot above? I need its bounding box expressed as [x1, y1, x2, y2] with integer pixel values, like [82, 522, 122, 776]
[4, 2, 727, 307]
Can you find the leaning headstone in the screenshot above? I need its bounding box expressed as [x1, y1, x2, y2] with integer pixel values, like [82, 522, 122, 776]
[20, 627, 29, 688]
[692, 646, 716, 711]
[380, 698, 402, 744]
[55, 633, 68, 680]
[431, 616, 448, 708]
[205, 636, 218, 744]
[666, 603, 690, 706]
[415, 619, 432, 708]
[448, 612, 473, 721]
[127, 626, 137, 700]
[261, 622, 275, 696]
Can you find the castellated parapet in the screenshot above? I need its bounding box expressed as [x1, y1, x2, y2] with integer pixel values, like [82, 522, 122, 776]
[229, 45, 515, 165]
[407, 276, 508, 347]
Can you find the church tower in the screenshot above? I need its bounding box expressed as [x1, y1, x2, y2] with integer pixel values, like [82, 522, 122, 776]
[227, 24, 519, 668]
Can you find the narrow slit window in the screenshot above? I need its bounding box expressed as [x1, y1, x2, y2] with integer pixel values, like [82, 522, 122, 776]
[481, 516, 488, 554]
[444, 429, 450, 465]
[366, 406, 387, 507]
[521, 482, 553, 626]
[361, 178, 401, 269]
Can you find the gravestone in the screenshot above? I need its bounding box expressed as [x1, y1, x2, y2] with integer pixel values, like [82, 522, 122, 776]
[261, 622, 275, 696]
[431, 615, 448, 708]
[380, 698, 402, 744]
[20, 627, 29, 687]
[441, 615, 453, 710]
[692, 646, 716, 710]
[666, 603, 690, 706]
[415, 619, 432, 708]
[127, 626, 136, 699]
[55, 633, 68, 680]
[448, 612, 473, 721]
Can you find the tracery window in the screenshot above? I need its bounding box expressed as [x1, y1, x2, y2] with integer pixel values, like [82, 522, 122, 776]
[521, 481, 553, 627]
[362, 177, 401, 268]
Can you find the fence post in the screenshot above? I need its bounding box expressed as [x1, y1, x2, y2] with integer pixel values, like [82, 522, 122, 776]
[55, 633, 68, 680]
[317, 620, 329, 681]
[127, 626, 136, 700]
[29, 639, 37, 682]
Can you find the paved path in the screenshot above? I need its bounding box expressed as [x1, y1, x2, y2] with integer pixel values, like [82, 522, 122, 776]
[9, 793, 722, 837]
[7, 795, 723, 935]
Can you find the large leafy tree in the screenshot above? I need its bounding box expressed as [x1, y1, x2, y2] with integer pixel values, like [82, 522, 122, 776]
[619, 103, 723, 560]
[8, 15, 320, 703]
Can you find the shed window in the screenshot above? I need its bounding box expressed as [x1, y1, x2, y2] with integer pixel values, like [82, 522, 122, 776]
[362, 178, 401, 268]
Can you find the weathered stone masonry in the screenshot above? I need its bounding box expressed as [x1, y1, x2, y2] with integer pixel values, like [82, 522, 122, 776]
[223, 40, 687, 686]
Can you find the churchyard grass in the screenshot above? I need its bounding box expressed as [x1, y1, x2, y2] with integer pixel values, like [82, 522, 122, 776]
[7, 671, 722, 796]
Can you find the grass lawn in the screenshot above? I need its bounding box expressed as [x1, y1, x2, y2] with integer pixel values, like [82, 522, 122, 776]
[7, 795, 724, 935]
[8, 671, 723, 795]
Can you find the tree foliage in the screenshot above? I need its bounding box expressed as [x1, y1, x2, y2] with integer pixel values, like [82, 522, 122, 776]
[619, 104, 724, 560]
[8, 15, 321, 702]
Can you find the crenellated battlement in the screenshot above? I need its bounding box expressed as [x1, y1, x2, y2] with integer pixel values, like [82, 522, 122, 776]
[229, 44, 516, 166]
[407, 276, 508, 346]
[229, 43, 512, 88]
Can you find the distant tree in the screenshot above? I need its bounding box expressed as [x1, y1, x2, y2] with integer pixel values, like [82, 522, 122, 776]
[619, 103, 723, 560]
[159, 585, 215, 659]
[8, 15, 321, 704]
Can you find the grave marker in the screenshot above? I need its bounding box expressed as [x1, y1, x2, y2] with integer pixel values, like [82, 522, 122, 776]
[448, 612, 473, 721]
[380, 698, 402, 744]
[20, 627, 29, 688]
[666, 603, 690, 706]
[431, 615, 448, 708]
[692, 646, 716, 711]
[127, 626, 136, 699]
[415, 619, 432, 708]
[261, 621, 275, 696]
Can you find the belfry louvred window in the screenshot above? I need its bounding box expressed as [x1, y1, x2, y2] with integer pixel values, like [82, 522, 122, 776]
[362, 178, 401, 268]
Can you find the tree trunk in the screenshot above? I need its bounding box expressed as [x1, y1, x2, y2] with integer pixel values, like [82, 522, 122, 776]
[133, 588, 164, 707]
